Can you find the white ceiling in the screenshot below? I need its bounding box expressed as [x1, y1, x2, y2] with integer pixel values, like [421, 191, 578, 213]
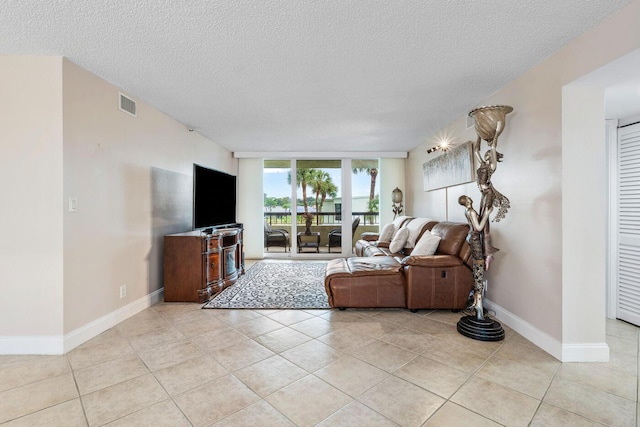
[0, 1, 635, 153]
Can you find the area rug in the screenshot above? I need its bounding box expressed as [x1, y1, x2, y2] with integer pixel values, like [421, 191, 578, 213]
[202, 261, 330, 309]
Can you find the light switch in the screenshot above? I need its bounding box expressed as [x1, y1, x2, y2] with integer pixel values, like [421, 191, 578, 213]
[69, 196, 78, 213]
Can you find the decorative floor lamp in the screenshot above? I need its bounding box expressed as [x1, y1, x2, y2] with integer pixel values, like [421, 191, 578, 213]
[457, 105, 513, 341]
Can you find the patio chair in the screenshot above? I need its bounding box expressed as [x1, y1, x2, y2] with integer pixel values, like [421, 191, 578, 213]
[328, 217, 360, 253]
[264, 221, 290, 252]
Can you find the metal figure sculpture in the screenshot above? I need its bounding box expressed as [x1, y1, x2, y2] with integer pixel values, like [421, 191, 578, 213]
[457, 105, 513, 341]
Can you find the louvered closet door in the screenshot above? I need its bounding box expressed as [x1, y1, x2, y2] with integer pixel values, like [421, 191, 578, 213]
[617, 122, 640, 326]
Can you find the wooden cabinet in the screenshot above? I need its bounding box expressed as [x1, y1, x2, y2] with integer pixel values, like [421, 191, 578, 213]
[163, 226, 244, 302]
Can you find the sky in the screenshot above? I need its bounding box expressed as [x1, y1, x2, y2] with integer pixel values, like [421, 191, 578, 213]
[264, 168, 378, 199]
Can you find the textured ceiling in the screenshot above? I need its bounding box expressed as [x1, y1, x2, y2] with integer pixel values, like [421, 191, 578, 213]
[0, 1, 633, 153]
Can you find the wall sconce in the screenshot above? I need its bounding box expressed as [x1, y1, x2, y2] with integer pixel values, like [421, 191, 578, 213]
[392, 187, 403, 219]
[426, 140, 451, 154]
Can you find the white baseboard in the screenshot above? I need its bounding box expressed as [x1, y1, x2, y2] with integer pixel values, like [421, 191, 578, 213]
[485, 299, 610, 362]
[0, 289, 164, 355]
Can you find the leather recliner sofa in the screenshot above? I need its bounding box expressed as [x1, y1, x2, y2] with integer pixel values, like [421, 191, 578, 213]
[324, 219, 474, 311]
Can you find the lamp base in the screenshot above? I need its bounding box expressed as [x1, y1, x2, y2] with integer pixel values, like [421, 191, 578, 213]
[457, 315, 505, 341]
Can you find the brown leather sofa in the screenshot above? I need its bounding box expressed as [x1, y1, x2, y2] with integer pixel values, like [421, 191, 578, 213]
[325, 220, 473, 311]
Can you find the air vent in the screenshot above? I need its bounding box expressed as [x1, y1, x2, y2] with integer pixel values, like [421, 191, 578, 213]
[119, 92, 137, 117]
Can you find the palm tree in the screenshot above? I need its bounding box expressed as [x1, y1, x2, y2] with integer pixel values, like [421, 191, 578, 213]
[353, 167, 378, 205]
[309, 171, 338, 216]
[287, 168, 316, 216]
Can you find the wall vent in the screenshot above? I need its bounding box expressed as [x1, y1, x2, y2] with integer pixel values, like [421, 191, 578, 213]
[119, 92, 137, 117]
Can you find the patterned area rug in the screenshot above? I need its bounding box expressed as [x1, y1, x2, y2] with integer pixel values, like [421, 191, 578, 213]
[202, 261, 330, 309]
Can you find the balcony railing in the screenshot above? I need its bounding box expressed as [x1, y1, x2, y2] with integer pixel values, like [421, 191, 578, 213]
[264, 211, 379, 226]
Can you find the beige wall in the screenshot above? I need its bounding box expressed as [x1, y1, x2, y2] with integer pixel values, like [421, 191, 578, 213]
[407, 0, 640, 360]
[0, 57, 64, 350]
[62, 59, 235, 336]
[0, 56, 235, 353]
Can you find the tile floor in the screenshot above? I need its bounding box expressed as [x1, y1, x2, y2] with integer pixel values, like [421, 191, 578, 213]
[1, 299, 639, 425]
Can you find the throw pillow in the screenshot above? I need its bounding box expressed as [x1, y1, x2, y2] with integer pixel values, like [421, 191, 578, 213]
[411, 231, 441, 256]
[378, 223, 395, 242]
[389, 227, 410, 253]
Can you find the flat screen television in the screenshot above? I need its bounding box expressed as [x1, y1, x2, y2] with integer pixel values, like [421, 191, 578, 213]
[193, 164, 237, 230]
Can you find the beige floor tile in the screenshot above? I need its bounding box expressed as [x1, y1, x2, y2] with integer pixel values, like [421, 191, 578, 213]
[358, 376, 445, 427]
[173, 374, 260, 426]
[475, 355, 555, 399]
[450, 377, 539, 426]
[136, 340, 204, 371]
[529, 402, 605, 427]
[209, 339, 275, 371]
[67, 339, 136, 371]
[211, 400, 296, 426]
[103, 399, 191, 426]
[151, 302, 202, 323]
[81, 373, 168, 426]
[171, 316, 231, 338]
[280, 339, 343, 372]
[152, 355, 229, 396]
[266, 375, 352, 427]
[491, 335, 561, 375]
[422, 338, 487, 373]
[379, 327, 442, 354]
[234, 355, 307, 397]
[606, 318, 639, 341]
[346, 319, 401, 338]
[347, 340, 418, 372]
[2, 399, 87, 427]
[594, 348, 638, 375]
[320, 310, 370, 325]
[371, 309, 427, 325]
[424, 309, 466, 325]
[607, 334, 638, 356]
[72, 328, 123, 350]
[556, 361, 637, 400]
[0, 374, 79, 424]
[0, 355, 70, 393]
[289, 316, 342, 338]
[267, 310, 315, 326]
[74, 355, 149, 395]
[316, 401, 397, 426]
[194, 327, 250, 353]
[394, 356, 469, 399]
[233, 316, 284, 338]
[213, 309, 263, 326]
[316, 328, 377, 352]
[543, 376, 636, 427]
[115, 309, 169, 337]
[315, 355, 388, 397]
[254, 327, 312, 353]
[402, 317, 457, 336]
[126, 325, 188, 353]
[424, 402, 502, 427]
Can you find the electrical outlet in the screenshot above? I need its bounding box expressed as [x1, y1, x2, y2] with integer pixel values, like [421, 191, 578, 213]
[120, 284, 127, 299]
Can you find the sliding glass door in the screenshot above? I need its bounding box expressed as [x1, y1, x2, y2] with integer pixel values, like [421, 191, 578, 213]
[263, 158, 379, 258]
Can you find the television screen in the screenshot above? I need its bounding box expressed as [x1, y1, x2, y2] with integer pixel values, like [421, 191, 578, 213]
[193, 164, 237, 230]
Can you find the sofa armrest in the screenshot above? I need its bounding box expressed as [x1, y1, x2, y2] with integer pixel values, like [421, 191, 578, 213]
[361, 232, 379, 242]
[401, 254, 463, 268]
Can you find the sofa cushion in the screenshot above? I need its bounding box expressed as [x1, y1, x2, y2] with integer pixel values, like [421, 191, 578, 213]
[404, 217, 433, 248]
[410, 231, 441, 256]
[389, 227, 409, 253]
[431, 222, 469, 257]
[379, 223, 395, 242]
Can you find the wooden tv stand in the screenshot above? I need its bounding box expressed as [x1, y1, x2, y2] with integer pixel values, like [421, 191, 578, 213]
[163, 226, 244, 303]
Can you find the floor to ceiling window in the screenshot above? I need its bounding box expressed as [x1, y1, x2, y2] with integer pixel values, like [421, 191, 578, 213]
[263, 159, 379, 257]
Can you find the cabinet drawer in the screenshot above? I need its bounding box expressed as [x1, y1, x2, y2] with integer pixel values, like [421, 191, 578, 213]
[207, 236, 221, 252]
[206, 252, 222, 283]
